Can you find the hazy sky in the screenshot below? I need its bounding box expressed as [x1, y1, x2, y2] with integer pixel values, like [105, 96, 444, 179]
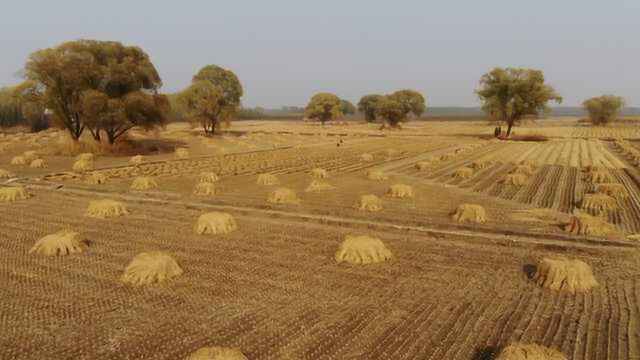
[1, 0, 639, 108]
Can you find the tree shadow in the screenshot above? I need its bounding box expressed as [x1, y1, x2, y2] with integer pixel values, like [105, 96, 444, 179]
[472, 345, 499, 360]
[523, 263, 537, 279]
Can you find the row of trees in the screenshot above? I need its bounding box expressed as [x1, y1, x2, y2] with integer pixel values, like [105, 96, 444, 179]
[304, 90, 426, 128]
[4, 38, 629, 141]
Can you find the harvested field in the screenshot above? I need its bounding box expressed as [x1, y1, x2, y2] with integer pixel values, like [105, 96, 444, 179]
[2, 119, 640, 359]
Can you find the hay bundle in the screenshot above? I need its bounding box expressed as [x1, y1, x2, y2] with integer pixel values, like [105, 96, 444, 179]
[84, 173, 108, 185]
[586, 170, 614, 183]
[366, 169, 388, 181]
[188, 346, 248, 360]
[199, 172, 220, 183]
[533, 256, 598, 293]
[519, 159, 538, 168]
[194, 212, 237, 234]
[564, 213, 616, 236]
[85, 199, 129, 218]
[595, 183, 628, 199]
[29, 230, 88, 256]
[305, 180, 335, 192]
[29, 159, 47, 168]
[175, 147, 190, 159]
[512, 164, 533, 175]
[415, 161, 433, 171]
[0, 186, 30, 202]
[384, 148, 399, 156]
[193, 182, 218, 196]
[73, 159, 94, 172]
[0, 169, 15, 179]
[10, 156, 27, 165]
[453, 167, 473, 179]
[23, 150, 39, 162]
[256, 173, 279, 185]
[440, 153, 453, 161]
[496, 343, 567, 360]
[129, 155, 145, 165]
[452, 204, 487, 223]
[121, 251, 183, 286]
[354, 194, 383, 212]
[360, 153, 374, 162]
[335, 235, 393, 264]
[76, 153, 95, 162]
[581, 193, 617, 212]
[311, 168, 329, 179]
[471, 160, 488, 169]
[586, 164, 606, 173]
[130, 177, 158, 191]
[387, 184, 414, 198]
[502, 173, 528, 186]
[268, 188, 299, 204]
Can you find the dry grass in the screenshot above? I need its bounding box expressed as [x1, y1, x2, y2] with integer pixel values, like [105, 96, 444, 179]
[0, 186, 30, 202]
[451, 204, 487, 223]
[29, 230, 88, 256]
[188, 346, 247, 360]
[366, 169, 388, 181]
[585, 170, 614, 183]
[564, 213, 617, 236]
[533, 256, 598, 293]
[387, 184, 414, 198]
[335, 235, 393, 265]
[29, 159, 47, 168]
[129, 154, 145, 165]
[175, 147, 190, 159]
[453, 167, 473, 179]
[502, 173, 529, 186]
[360, 153, 374, 162]
[256, 173, 279, 186]
[130, 177, 158, 191]
[596, 183, 628, 199]
[581, 193, 618, 212]
[354, 194, 383, 212]
[76, 153, 95, 162]
[305, 180, 336, 192]
[311, 168, 329, 179]
[194, 212, 238, 235]
[84, 173, 108, 185]
[121, 251, 183, 286]
[268, 188, 299, 204]
[512, 164, 533, 176]
[199, 172, 220, 183]
[497, 343, 566, 360]
[0, 169, 15, 179]
[193, 182, 218, 196]
[10, 156, 26, 165]
[85, 199, 129, 218]
[73, 159, 94, 172]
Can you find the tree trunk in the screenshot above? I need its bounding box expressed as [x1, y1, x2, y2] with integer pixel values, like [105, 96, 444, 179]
[107, 131, 116, 145]
[506, 121, 514, 137]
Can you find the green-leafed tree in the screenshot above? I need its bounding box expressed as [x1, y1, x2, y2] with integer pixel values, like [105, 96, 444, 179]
[181, 65, 243, 135]
[375, 96, 406, 128]
[24, 39, 167, 142]
[357, 94, 382, 122]
[304, 93, 342, 125]
[390, 90, 426, 119]
[340, 99, 356, 116]
[477, 68, 562, 137]
[583, 95, 625, 126]
[178, 80, 233, 135]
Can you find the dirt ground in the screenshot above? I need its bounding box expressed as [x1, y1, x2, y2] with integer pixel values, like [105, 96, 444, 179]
[1, 118, 640, 359]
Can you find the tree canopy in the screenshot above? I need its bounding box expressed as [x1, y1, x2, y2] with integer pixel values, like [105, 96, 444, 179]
[304, 93, 342, 124]
[477, 68, 562, 137]
[583, 95, 625, 126]
[339, 99, 356, 116]
[373, 89, 426, 128]
[24, 39, 167, 142]
[357, 94, 383, 122]
[180, 65, 243, 134]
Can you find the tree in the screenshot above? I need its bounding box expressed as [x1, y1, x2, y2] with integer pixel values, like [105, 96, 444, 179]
[24, 39, 166, 142]
[304, 93, 342, 125]
[390, 90, 426, 119]
[181, 65, 243, 135]
[583, 95, 625, 126]
[477, 68, 562, 137]
[357, 94, 382, 122]
[340, 99, 356, 116]
[178, 80, 232, 135]
[375, 96, 406, 128]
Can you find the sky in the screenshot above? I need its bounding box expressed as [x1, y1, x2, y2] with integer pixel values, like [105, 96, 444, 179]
[1, 0, 639, 108]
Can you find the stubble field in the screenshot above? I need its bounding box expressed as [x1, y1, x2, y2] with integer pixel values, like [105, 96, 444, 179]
[1, 118, 640, 359]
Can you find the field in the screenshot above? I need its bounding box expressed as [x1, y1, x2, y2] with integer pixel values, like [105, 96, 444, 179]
[1, 118, 640, 359]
